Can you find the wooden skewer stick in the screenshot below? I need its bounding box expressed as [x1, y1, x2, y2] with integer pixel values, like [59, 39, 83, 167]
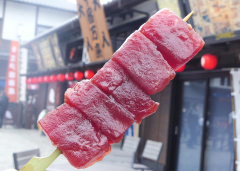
[20, 148, 61, 171]
[183, 11, 194, 22]
[20, 10, 195, 171]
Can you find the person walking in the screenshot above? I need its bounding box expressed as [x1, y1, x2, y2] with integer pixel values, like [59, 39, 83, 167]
[0, 91, 9, 128]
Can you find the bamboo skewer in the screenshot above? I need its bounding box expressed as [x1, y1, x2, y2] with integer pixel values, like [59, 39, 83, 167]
[19, 11, 195, 171]
[183, 11, 194, 22]
[20, 148, 61, 171]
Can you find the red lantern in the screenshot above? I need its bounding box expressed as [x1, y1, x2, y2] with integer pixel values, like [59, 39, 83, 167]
[74, 71, 84, 80]
[57, 74, 65, 82]
[44, 76, 50, 83]
[29, 78, 34, 84]
[176, 64, 186, 72]
[201, 54, 218, 70]
[32, 77, 38, 84]
[84, 70, 95, 79]
[38, 76, 44, 83]
[50, 75, 57, 82]
[65, 73, 74, 81]
[26, 78, 31, 84]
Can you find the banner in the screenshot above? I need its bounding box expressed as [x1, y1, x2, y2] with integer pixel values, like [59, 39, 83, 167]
[5, 41, 19, 102]
[76, 0, 113, 63]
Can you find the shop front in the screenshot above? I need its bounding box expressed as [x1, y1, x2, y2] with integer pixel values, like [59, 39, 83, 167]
[168, 71, 234, 171]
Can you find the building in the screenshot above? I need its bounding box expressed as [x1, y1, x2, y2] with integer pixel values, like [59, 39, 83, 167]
[20, 0, 240, 171]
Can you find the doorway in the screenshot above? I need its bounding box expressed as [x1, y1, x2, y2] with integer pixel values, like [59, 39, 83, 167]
[168, 71, 235, 171]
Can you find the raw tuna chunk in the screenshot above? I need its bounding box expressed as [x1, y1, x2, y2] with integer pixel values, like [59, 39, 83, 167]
[92, 60, 159, 123]
[139, 8, 205, 70]
[38, 103, 111, 169]
[65, 80, 134, 144]
[112, 79, 159, 124]
[112, 30, 175, 95]
[91, 60, 128, 95]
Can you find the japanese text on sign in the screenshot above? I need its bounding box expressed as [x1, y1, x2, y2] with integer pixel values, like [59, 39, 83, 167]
[76, 0, 113, 63]
[5, 41, 19, 102]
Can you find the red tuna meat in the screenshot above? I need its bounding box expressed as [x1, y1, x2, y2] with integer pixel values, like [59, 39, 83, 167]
[65, 80, 134, 144]
[92, 59, 159, 124]
[112, 78, 159, 124]
[140, 8, 205, 70]
[112, 30, 175, 95]
[91, 60, 127, 95]
[38, 103, 111, 169]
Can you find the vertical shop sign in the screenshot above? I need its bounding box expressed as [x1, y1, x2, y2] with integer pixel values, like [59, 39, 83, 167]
[230, 69, 240, 170]
[76, 0, 113, 63]
[5, 41, 19, 102]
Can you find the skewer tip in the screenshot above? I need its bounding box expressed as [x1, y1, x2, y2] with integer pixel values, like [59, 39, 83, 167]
[183, 11, 194, 22]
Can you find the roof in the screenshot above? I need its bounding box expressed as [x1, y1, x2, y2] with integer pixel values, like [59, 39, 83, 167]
[23, 15, 79, 47]
[22, 0, 148, 47]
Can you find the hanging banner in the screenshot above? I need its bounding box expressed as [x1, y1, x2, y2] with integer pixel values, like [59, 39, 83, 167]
[5, 41, 19, 102]
[76, 0, 113, 63]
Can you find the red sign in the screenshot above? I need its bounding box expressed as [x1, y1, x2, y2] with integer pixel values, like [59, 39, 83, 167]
[5, 41, 19, 102]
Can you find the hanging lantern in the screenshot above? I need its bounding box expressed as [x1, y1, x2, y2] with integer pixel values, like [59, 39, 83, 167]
[38, 76, 44, 83]
[29, 78, 34, 84]
[201, 54, 218, 70]
[65, 73, 74, 81]
[31, 77, 35, 84]
[57, 74, 65, 82]
[32, 77, 38, 84]
[176, 64, 186, 72]
[44, 75, 50, 83]
[74, 71, 84, 80]
[50, 75, 57, 82]
[84, 70, 95, 79]
[26, 78, 32, 84]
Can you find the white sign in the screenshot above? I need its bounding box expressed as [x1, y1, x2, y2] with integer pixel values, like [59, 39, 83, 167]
[82, 43, 90, 64]
[231, 69, 240, 171]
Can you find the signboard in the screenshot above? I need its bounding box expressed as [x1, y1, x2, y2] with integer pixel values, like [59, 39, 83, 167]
[157, 0, 181, 17]
[5, 41, 19, 102]
[76, 0, 113, 63]
[32, 33, 65, 70]
[82, 43, 90, 64]
[49, 33, 65, 67]
[188, 0, 240, 38]
[31, 42, 45, 71]
[38, 38, 57, 69]
[230, 69, 240, 170]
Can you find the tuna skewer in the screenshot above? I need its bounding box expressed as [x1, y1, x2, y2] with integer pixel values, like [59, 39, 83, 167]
[20, 10, 196, 171]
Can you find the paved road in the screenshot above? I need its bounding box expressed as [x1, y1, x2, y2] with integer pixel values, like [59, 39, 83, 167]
[0, 126, 138, 171]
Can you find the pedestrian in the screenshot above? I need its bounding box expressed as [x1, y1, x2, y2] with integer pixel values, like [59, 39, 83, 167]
[0, 91, 9, 128]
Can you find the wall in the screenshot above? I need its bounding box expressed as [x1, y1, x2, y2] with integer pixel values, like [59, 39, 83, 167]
[37, 7, 76, 27]
[1, 1, 77, 42]
[2, 1, 37, 42]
